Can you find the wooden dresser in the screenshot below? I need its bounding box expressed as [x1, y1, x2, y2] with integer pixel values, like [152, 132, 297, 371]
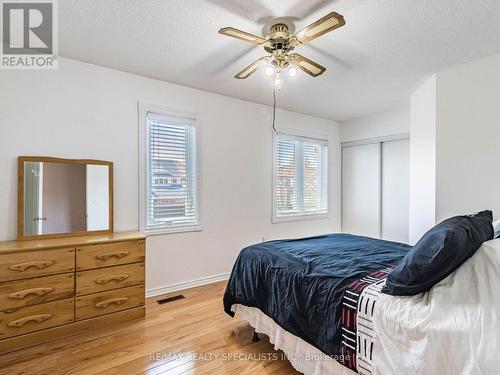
[0, 231, 145, 353]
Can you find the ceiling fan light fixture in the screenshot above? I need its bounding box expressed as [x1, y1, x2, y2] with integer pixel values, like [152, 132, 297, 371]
[264, 65, 275, 77]
[219, 11, 345, 80]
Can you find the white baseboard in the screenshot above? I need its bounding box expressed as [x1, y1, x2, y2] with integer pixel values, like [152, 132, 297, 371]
[146, 272, 230, 298]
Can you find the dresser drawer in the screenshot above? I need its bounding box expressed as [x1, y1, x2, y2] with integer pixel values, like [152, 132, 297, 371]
[76, 284, 145, 320]
[0, 298, 74, 340]
[76, 240, 145, 270]
[0, 248, 75, 282]
[76, 263, 145, 296]
[0, 273, 74, 311]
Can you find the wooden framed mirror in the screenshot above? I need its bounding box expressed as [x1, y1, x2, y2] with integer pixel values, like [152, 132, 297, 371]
[18, 156, 113, 240]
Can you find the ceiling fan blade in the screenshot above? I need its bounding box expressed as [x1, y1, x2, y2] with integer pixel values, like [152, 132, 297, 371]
[289, 53, 326, 77]
[293, 12, 345, 44]
[219, 27, 267, 45]
[235, 56, 270, 79]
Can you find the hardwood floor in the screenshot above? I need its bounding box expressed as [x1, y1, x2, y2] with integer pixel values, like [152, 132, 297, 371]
[0, 281, 299, 375]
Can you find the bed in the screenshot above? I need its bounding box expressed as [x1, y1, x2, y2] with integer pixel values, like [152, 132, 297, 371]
[223, 231, 500, 375]
[223, 233, 411, 374]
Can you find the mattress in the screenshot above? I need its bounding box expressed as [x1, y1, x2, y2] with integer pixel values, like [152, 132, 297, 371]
[232, 304, 356, 375]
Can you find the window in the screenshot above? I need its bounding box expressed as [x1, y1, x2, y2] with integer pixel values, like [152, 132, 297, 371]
[273, 132, 328, 221]
[140, 106, 200, 234]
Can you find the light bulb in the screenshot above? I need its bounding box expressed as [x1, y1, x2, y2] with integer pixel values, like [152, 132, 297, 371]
[264, 65, 275, 77]
[288, 66, 298, 77]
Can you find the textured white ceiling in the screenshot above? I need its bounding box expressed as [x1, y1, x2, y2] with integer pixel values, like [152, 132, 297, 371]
[59, 0, 500, 121]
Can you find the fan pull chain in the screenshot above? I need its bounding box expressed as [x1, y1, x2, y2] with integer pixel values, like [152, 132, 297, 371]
[272, 85, 278, 134]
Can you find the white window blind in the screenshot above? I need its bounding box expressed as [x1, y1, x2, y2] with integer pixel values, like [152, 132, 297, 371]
[274, 133, 328, 220]
[144, 110, 199, 232]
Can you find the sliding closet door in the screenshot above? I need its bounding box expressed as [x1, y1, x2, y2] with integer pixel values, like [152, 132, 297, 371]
[381, 139, 410, 243]
[342, 143, 381, 238]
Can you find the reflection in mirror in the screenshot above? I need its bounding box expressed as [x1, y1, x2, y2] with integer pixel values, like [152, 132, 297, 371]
[86, 164, 110, 231]
[23, 162, 110, 236]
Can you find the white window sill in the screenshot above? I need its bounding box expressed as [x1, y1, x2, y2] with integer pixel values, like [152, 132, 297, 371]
[272, 213, 329, 224]
[143, 225, 202, 236]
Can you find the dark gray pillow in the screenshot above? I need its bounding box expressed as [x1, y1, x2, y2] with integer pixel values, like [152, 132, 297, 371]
[382, 210, 494, 296]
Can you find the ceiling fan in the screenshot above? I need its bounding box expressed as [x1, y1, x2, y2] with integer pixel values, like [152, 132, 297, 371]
[218, 12, 345, 80]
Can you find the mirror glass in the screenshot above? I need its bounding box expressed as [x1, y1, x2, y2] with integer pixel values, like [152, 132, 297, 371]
[23, 161, 110, 237]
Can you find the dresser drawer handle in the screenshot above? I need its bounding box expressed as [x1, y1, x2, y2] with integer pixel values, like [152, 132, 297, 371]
[8, 314, 53, 327]
[95, 274, 129, 285]
[8, 260, 55, 272]
[8, 287, 54, 299]
[95, 297, 129, 308]
[95, 251, 129, 261]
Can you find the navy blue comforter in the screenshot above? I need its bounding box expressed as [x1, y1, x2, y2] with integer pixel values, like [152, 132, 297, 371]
[223, 233, 410, 357]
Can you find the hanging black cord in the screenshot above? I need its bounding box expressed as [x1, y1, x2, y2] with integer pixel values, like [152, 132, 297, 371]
[272, 85, 278, 134]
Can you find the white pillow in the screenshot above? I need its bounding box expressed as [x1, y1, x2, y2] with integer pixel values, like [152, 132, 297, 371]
[493, 219, 500, 238]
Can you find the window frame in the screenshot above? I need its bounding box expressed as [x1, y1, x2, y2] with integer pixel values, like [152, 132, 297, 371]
[272, 129, 329, 223]
[138, 103, 202, 236]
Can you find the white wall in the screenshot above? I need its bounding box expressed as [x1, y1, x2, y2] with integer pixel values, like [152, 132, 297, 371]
[408, 52, 500, 243]
[435, 53, 500, 222]
[0, 58, 341, 294]
[408, 75, 437, 244]
[340, 107, 410, 143]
